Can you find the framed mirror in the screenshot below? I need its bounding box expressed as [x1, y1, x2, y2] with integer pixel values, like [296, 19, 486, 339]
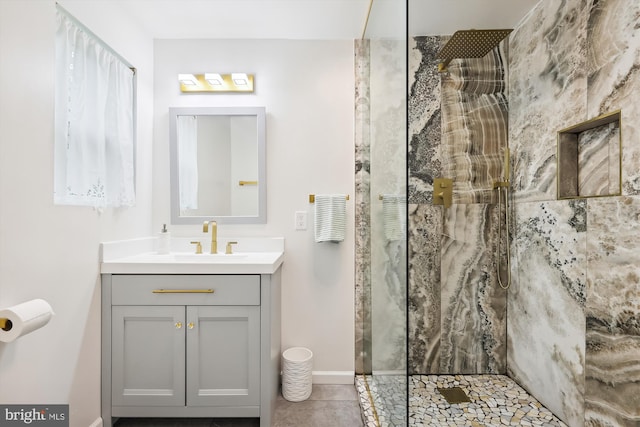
[169, 106, 266, 224]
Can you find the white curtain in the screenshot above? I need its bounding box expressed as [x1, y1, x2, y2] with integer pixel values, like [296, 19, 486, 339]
[177, 115, 199, 210]
[54, 8, 135, 208]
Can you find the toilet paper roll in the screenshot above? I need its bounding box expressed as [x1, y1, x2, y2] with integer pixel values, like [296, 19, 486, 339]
[0, 299, 54, 343]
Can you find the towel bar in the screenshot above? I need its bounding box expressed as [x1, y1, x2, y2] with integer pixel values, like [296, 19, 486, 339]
[309, 194, 349, 203]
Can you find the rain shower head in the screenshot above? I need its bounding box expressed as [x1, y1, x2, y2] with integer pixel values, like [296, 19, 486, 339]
[437, 29, 513, 73]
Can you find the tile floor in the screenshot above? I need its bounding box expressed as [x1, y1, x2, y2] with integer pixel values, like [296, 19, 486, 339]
[111, 375, 568, 426]
[409, 375, 568, 426]
[272, 384, 363, 427]
[112, 384, 363, 427]
[357, 374, 569, 427]
[356, 375, 407, 426]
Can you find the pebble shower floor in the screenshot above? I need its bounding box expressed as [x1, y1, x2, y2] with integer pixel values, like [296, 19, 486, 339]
[357, 374, 569, 426]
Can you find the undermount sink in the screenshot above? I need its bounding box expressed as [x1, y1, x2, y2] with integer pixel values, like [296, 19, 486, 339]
[166, 253, 248, 262]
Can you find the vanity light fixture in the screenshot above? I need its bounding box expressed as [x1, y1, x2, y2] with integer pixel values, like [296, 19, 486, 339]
[231, 73, 249, 86]
[178, 74, 198, 86]
[179, 73, 255, 93]
[205, 73, 224, 86]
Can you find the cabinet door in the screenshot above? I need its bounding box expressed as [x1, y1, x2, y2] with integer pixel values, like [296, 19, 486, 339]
[112, 306, 185, 407]
[186, 305, 260, 407]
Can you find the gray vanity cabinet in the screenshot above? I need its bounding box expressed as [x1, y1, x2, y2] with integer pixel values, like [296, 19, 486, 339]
[102, 272, 281, 427]
[186, 305, 260, 407]
[111, 305, 260, 408]
[111, 305, 186, 407]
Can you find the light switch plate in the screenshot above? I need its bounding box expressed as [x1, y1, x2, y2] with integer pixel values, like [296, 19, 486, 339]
[294, 211, 307, 230]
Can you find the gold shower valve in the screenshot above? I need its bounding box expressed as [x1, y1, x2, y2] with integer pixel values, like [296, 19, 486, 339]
[433, 178, 453, 208]
[438, 61, 451, 73]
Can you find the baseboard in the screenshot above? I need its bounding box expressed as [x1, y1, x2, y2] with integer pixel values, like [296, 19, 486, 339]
[312, 371, 355, 385]
[88, 418, 103, 427]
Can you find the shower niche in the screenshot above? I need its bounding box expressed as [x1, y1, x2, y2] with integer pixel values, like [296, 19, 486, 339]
[557, 110, 622, 199]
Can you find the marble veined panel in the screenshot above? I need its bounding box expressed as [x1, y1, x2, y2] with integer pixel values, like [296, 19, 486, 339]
[577, 121, 620, 197]
[409, 36, 443, 204]
[587, 0, 640, 195]
[509, 0, 588, 203]
[441, 46, 508, 205]
[408, 203, 442, 374]
[354, 38, 371, 374]
[369, 38, 407, 374]
[508, 199, 586, 427]
[440, 203, 506, 374]
[371, 39, 406, 198]
[585, 196, 640, 427]
[372, 240, 407, 372]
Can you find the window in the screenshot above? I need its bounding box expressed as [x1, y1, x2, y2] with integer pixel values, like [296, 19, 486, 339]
[54, 6, 135, 208]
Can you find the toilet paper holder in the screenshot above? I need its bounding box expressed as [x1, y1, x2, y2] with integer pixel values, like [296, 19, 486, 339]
[0, 299, 54, 342]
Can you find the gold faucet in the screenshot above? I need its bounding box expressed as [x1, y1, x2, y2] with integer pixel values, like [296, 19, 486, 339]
[190, 241, 202, 254]
[225, 241, 238, 254]
[203, 220, 217, 254]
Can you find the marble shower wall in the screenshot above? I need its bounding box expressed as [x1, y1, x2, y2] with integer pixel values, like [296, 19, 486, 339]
[509, 0, 588, 204]
[508, 0, 640, 426]
[408, 36, 507, 375]
[439, 203, 506, 374]
[509, 199, 587, 426]
[584, 3, 640, 424]
[586, 196, 640, 427]
[587, 0, 640, 195]
[441, 45, 509, 204]
[408, 36, 443, 374]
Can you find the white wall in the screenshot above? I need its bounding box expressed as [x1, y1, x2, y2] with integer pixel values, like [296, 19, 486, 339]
[153, 39, 356, 382]
[0, 1, 154, 426]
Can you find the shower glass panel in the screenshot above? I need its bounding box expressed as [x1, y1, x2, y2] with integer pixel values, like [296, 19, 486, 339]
[358, 0, 407, 425]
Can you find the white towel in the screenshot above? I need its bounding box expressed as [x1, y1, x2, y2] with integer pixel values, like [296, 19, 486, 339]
[382, 194, 406, 241]
[314, 194, 347, 243]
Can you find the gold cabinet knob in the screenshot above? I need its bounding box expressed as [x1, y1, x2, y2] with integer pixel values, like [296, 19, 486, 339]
[187, 322, 195, 330]
[175, 322, 183, 329]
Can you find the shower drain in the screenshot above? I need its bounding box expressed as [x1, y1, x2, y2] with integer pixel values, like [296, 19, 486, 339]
[437, 386, 471, 404]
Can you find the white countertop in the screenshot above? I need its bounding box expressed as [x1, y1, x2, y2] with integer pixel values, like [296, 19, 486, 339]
[100, 237, 284, 274]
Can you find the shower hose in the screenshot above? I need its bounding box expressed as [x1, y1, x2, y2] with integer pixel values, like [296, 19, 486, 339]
[496, 185, 511, 290]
